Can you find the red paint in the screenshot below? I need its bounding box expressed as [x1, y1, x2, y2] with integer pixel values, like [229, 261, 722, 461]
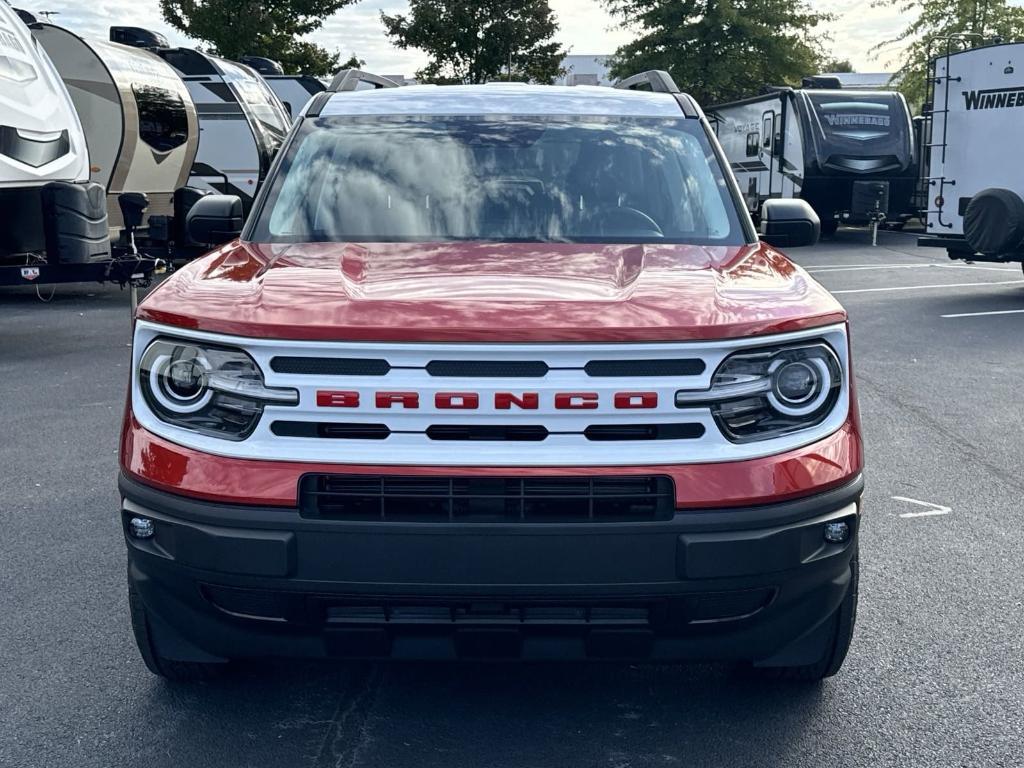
[317, 390, 359, 407]
[135, 241, 846, 342]
[554, 392, 599, 409]
[120, 415, 864, 509]
[375, 391, 419, 409]
[435, 392, 479, 409]
[494, 392, 540, 410]
[614, 392, 658, 409]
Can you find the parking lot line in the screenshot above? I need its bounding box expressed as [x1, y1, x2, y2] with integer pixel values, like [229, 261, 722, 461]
[831, 279, 1024, 295]
[892, 496, 952, 518]
[806, 264, 1017, 274]
[941, 308, 1024, 318]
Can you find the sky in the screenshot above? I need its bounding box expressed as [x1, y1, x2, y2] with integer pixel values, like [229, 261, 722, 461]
[33, 0, 913, 77]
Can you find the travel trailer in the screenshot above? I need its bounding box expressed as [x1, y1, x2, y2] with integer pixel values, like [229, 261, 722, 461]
[236, 56, 327, 120]
[708, 82, 916, 234]
[110, 32, 292, 211]
[0, 4, 148, 288]
[919, 42, 1024, 264]
[33, 23, 200, 256]
[261, 75, 326, 118]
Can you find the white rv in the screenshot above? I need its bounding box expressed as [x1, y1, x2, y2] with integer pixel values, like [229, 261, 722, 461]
[235, 56, 326, 119]
[0, 3, 115, 286]
[920, 42, 1024, 263]
[261, 75, 325, 119]
[33, 23, 199, 255]
[708, 83, 916, 234]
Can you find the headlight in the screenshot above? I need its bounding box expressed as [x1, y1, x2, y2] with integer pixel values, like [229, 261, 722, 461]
[676, 343, 842, 443]
[139, 339, 297, 440]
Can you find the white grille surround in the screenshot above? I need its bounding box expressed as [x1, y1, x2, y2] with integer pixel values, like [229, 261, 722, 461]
[130, 320, 851, 467]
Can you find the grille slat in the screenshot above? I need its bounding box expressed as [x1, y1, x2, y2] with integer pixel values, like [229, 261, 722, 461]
[272, 421, 704, 442]
[300, 474, 675, 523]
[584, 358, 705, 377]
[270, 357, 391, 376]
[426, 360, 550, 377]
[268, 357, 706, 378]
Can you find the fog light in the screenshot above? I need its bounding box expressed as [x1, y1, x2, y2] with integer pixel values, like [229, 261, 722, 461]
[128, 517, 155, 539]
[824, 521, 850, 544]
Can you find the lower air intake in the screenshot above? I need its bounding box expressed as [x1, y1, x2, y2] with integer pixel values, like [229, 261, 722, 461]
[299, 474, 676, 522]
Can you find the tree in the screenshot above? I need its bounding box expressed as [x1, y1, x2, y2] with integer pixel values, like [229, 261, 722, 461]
[160, 0, 356, 76]
[822, 58, 855, 73]
[872, 0, 1024, 108]
[339, 53, 366, 70]
[604, 0, 833, 105]
[381, 0, 565, 84]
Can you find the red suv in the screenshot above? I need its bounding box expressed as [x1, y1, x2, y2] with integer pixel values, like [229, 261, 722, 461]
[120, 71, 862, 682]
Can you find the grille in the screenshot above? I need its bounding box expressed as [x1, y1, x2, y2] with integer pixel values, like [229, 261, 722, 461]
[299, 474, 676, 522]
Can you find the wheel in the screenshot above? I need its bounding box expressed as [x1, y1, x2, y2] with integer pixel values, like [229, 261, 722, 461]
[757, 550, 858, 682]
[820, 220, 839, 237]
[128, 579, 226, 682]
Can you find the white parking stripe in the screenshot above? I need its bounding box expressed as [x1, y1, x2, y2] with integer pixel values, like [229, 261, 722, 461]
[892, 496, 952, 518]
[806, 264, 1017, 274]
[832, 280, 1024, 295]
[806, 263, 933, 271]
[941, 308, 1024, 318]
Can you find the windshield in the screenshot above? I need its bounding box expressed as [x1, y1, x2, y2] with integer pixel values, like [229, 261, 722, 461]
[249, 115, 744, 244]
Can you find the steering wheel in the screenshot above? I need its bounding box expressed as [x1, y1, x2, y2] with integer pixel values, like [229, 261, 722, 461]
[587, 205, 664, 237]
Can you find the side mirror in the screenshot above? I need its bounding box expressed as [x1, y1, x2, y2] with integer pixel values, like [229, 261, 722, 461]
[760, 198, 820, 248]
[186, 194, 243, 247]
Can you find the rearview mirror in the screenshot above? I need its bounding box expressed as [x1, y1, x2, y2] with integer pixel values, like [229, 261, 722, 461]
[760, 199, 820, 248]
[186, 194, 244, 247]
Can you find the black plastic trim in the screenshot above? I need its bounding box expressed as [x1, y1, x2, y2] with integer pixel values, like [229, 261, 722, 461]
[119, 471, 863, 534]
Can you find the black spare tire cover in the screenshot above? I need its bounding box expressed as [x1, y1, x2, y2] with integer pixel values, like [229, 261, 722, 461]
[963, 188, 1024, 255]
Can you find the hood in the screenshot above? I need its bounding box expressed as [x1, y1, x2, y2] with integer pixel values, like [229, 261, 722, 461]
[138, 240, 846, 342]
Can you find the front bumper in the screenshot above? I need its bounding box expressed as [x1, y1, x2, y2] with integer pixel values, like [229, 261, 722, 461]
[121, 473, 862, 664]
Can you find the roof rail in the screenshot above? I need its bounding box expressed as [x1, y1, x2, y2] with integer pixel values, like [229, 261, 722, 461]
[614, 70, 679, 94]
[328, 69, 400, 92]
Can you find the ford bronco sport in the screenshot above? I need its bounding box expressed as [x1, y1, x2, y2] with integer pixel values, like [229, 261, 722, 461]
[120, 71, 862, 682]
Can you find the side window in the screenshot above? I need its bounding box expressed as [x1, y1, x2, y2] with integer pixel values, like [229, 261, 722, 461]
[762, 115, 774, 149]
[133, 86, 189, 152]
[745, 131, 759, 157]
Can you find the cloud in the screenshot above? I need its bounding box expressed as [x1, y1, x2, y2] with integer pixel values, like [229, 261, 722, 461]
[34, 0, 915, 76]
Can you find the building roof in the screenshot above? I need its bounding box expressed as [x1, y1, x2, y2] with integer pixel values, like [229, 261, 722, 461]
[319, 83, 685, 118]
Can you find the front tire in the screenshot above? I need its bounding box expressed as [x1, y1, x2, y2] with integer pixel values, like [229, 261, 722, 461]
[128, 580, 227, 682]
[757, 550, 858, 682]
[820, 220, 839, 237]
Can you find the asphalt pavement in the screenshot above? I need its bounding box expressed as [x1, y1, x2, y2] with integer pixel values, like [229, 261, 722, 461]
[1, 229, 1022, 767]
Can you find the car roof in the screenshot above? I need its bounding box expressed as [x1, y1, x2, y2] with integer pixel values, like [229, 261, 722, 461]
[318, 83, 686, 118]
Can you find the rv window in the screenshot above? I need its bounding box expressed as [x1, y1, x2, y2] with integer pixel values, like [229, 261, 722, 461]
[133, 86, 189, 152]
[762, 116, 773, 149]
[745, 132, 759, 157]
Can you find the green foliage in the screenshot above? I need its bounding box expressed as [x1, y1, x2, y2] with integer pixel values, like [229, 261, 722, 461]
[604, 0, 834, 105]
[159, 0, 356, 76]
[872, 0, 1024, 109]
[381, 0, 565, 84]
[339, 53, 366, 70]
[823, 58, 855, 73]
